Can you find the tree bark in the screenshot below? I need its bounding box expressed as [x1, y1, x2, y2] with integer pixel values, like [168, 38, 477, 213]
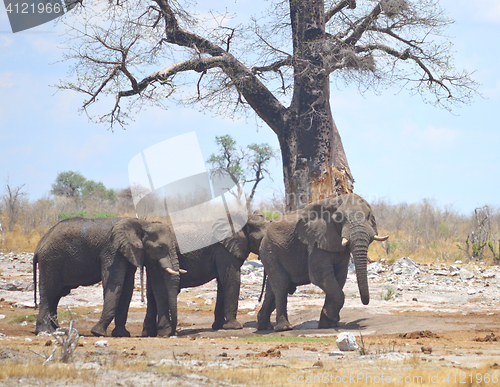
[278, 0, 352, 212]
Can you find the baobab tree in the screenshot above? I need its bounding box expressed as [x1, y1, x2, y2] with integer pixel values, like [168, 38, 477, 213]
[59, 0, 478, 211]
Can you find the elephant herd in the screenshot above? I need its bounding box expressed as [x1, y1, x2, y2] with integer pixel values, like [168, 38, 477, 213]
[33, 193, 388, 337]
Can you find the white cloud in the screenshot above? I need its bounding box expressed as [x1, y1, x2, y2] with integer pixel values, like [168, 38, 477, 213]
[75, 135, 113, 161]
[444, 0, 500, 24]
[473, 0, 500, 23]
[6, 144, 33, 155]
[0, 36, 12, 47]
[400, 123, 459, 152]
[28, 36, 61, 56]
[0, 72, 14, 87]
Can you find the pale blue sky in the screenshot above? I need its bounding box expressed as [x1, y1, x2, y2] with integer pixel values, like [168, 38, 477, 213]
[1, 0, 499, 214]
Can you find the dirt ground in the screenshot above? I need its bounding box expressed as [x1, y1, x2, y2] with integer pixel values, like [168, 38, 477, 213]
[1, 254, 500, 386]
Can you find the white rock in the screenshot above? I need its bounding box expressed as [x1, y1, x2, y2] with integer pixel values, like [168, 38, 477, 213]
[460, 269, 474, 281]
[467, 288, 477, 295]
[336, 332, 358, 351]
[94, 340, 109, 348]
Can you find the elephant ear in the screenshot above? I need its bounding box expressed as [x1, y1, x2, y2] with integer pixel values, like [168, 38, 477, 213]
[212, 214, 250, 261]
[296, 198, 344, 252]
[111, 218, 146, 267]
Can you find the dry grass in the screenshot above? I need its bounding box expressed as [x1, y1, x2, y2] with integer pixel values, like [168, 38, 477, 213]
[0, 361, 95, 383]
[154, 358, 500, 387]
[0, 227, 47, 253]
[2, 358, 498, 387]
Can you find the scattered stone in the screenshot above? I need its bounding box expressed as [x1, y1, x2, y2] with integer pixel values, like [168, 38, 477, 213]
[368, 261, 385, 274]
[399, 330, 439, 339]
[251, 347, 281, 358]
[329, 351, 345, 357]
[421, 346, 432, 354]
[392, 257, 421, 278]
[94, 340, 109, 348]
[482, 271, 496, 279]
[460, 268, 474, 281]
[467, 288, 477, 295]
[336, 332, 358, 351]
[473, 333, 499, 342]
[449, 266, 460, 276]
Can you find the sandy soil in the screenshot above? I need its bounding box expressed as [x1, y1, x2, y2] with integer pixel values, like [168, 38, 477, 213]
[0, 253, 500, 386]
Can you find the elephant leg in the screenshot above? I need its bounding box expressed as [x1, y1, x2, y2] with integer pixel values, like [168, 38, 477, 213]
[213, 250, 242, 330]
[141, 274, 158, 337]
[91, 262, 127, 337]
[266, 269, 292, 332]
[310, 250, 345, 328]
[36, 293, 56, 334]
[319, 255, 350, 328]
[147, 267, 176, 337]
[257, 281, 275, 331]
[212, 282, 226, 330]
[112, 264, 136, 337]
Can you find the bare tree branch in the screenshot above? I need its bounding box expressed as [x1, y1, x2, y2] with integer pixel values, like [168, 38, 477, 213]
[344, 2, 382, 47]
[325, 0, 356, 23]
[252, 57, 293, 75]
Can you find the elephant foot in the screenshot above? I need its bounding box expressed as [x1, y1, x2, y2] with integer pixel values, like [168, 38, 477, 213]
[111, 327, 131, 337]
[90, 324, 107, 337]
[318, 310, 339, 329]
[141, 326, 158, 337]
[157, 326, 174, 337]
[221, 319, 243, 330]
[256, 321, 274, 331]
[212, 320, 224, 331]
[274, 316, 293, 332]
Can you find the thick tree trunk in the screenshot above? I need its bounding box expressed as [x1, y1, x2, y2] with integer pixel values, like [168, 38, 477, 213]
[278, 0, 353, 212]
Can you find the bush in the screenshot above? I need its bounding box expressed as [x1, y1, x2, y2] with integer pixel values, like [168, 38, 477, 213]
[57, 210, 116, 220]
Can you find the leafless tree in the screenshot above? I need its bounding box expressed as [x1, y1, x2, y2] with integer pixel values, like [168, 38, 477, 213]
[2, 179, 27, 231]
[58, 0, 479, 211]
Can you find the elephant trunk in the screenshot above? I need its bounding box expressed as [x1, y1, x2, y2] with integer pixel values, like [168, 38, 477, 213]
[350, 225, 370, 305]
[166, 275, 179, 334]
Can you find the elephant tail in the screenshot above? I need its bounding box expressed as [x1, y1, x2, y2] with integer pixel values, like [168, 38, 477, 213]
[33, 252, 38, 309]
[140, 265, 144, 303]
[258, 269, 266, 302]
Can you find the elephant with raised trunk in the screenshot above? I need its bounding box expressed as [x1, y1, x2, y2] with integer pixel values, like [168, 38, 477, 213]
[142, 212, 270, 336]
[33, 217, 182, 337]
[257, 193, 388, 332]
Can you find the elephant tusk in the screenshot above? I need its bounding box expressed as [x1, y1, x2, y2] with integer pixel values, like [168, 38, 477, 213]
[342, 238, 348, 247]
[179, 269, 187, 274]
[165, 267, 180, 276]
[374, 235, 389, 241]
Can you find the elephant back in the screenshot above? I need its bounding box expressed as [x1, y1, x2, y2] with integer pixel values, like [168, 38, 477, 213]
[171, 221, 215, 254]
[265, 212, 301, 250]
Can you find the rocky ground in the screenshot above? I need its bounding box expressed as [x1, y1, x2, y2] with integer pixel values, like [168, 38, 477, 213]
[0, 251, 500, 386]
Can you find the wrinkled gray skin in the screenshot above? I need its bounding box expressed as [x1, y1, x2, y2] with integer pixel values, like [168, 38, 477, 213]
[257, 193, 388, 332]
[142, 212, 270, 336]
[33, 217, 180, 337]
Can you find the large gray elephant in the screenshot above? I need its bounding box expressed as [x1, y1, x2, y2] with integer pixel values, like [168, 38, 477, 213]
[33, 217, 181, 337]
[257, 193, 388, 332]
[142, 212, 270, 336]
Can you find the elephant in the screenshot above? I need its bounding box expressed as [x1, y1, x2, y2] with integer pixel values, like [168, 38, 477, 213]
[257, 193, 388, 332]
[33, 217, 182, 337]
[142, 212, 270, 336]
